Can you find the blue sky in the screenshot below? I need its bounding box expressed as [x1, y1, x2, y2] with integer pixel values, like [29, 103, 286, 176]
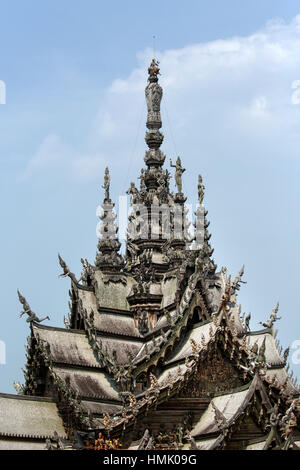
[1, 0, 300, 392]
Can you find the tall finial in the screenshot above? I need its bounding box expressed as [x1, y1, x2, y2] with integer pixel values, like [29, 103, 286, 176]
[95, 193, 124, 272]
[144, 59, 164, 167]
[153, 35, 156, 60]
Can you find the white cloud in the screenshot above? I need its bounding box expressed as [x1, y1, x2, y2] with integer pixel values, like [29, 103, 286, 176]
[19, 133, 105, 183]
[19, 134, 68, 181]
[20, 15, 300, 184]
[72, 154, 105, 181]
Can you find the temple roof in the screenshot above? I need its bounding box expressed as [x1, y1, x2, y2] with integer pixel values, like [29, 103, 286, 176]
[33, 324, 101, 369]
[4, 58, 299, 451]
[191, 379, 256, 439]
[94, 312, 141, 338]
[52, 367, 120, 402]
[164, 320, 216, 366]
[0, 393, 66, 440]
[246, 330, 284, 367]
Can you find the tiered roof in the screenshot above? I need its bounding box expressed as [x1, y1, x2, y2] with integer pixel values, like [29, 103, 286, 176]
[0, 59, 299, 450]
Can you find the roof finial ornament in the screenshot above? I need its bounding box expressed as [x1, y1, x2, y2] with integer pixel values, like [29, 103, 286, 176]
[58, 253, 79, 284]
[259, 302, 281, 329]
[144, 57, 164, 167]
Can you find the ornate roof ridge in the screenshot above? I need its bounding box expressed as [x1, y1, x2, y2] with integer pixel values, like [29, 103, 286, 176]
[80, 397, 122, 405]
[95, 167, 124, 272]
[96, 330, 143, 340]
[51, 362, 104, 371]
[246, 328, 273, 336]
[191, 375, 259, 442]
[0, 393, 55, 402]
[212, 379, 253, 398]
[32, 323, 87, 335]
[75, 394, 122, 403]
[0, 431, 61, 440]
[97, 308, 133, 316]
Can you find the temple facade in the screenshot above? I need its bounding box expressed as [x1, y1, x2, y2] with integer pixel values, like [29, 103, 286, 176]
[0, 59, 299, 451]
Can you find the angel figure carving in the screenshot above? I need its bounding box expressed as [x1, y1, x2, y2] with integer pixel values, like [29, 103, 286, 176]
[18, 290, 50, 324]
[259, 302, 281, 329]
[170, 156, 186, 194]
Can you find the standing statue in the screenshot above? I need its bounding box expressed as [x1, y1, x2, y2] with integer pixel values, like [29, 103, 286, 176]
[137, 310, 149, 335]
[176, 424, 184, 445]
[198, 175, 205, 204]
[244, 313, 251, 332]
[102, 167, 110, 202]
[145, 60, 162, 116]
[139, 169, 147, 193]
[126, 182, 139, 204]
[170, 157, 186, 194]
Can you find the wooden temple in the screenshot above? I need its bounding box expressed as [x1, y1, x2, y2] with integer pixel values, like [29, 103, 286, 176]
[0, 59, 299, 451]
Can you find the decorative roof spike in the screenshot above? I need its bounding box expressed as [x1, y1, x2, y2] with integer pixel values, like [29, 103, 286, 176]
[63, 316, 70, 329]
[95, 170, 124, 272]
[258, 337, 267, 362]
[231, 265, 246, 293]
[283, 347, 290, 362]
[212, 402, 227, 430]
[79, 258, 95, 287]
[13, 381, 25, 395]
[193, 175, 216, 274]
[149, 372, 159, 393]
[17, 290, 50, 324]
[198, 174, 205, 205]
[58, 253, 79, 284]
[259, 302, 281, 329]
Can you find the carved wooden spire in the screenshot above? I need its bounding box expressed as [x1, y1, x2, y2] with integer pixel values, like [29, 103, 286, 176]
[144, 59, 165, 168]
[95, 168, 123, 271]
[193, 175, 216, 274]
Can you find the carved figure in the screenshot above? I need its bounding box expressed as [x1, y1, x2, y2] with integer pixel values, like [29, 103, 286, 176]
[102, 167, 110, 202]
[148, 59, 160, 80]
[18, 290, 50, 324]
[259, 302, 281, 329]
[198, 175, 205, 204]
[58, 253, 78, 284]
[126, 182, 139, 204]
[170, 156, 185, 194]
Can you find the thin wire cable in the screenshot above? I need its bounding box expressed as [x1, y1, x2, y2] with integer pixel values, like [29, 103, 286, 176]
[122, 100, 145, 192]
[162, 100, 179, 157]
[162, 99, 187, 194]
